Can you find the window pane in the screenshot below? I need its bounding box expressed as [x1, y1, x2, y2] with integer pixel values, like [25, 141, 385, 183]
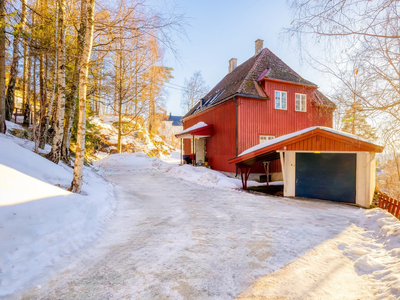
[275, 91, 280, 109]
[282, 92, 287, 109]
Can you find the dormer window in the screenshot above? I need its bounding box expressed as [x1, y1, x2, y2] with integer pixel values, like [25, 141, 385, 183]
[295, 93, 307, 112]
[275, 91, 287, 110]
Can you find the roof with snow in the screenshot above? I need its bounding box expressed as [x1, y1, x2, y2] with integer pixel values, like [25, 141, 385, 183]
[175, 122, 213, 139]
[184, 48, 336, 118]
[229, 126, 384, 167]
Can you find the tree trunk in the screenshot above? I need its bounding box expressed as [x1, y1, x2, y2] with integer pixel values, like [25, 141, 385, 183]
[5, 0, 27, 121]
[22, 39, 29, 126]
[42, 1, 58, 149]
[0, 0, 6, 133]
[70, 0, 95, 193]
[48, 0, 66, 163]
[24, 49, 32, 127]
[33, 56, 39, 153]
[61, 0, 86, 163]
[38, 52, 47, 149]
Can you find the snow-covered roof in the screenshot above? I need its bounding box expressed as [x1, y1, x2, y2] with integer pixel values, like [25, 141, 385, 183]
[176, 122, 208, 136]
[239, 126, 378, 157]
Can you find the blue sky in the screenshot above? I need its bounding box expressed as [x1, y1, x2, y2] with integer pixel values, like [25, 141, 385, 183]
[161, 0, 323, 116]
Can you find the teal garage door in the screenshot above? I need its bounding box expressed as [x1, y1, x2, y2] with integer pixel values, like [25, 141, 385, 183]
[295, 153, 356, 203]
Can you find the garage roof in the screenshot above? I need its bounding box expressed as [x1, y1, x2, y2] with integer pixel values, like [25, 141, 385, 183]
[229, 126, 384, 167]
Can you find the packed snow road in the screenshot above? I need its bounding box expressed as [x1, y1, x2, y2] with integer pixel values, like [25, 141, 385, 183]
[17, 163, 380, 299]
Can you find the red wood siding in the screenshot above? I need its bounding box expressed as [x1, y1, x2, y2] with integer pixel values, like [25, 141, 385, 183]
[285, 134, 375, 152]
[238, 81, 333, 173]
[182, 81, 334, 174]
[183, 100, 237, 172]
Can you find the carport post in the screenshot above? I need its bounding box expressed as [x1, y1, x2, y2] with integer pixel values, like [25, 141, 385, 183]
[239, 167, 251, 190]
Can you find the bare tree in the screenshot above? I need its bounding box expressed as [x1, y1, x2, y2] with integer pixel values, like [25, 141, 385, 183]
[70, 0, 95, 193]
[286, 0, 400, 196]
[180, 70, 208, 113]
[48, 0, 66, 163]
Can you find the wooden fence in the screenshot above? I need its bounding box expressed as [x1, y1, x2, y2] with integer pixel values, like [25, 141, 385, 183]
[378, 193, 400, 220]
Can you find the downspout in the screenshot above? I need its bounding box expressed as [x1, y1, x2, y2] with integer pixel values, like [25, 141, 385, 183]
[180, 138, 182, 165]
[192, 136, 195, 166]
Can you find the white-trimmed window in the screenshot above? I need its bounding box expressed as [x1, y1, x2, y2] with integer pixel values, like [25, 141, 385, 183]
[259, 135, 275, 144]
[275, 91, 287, 110]
[295, 93, 307, 112]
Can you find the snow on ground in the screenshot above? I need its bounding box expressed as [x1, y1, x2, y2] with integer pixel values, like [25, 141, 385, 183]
[93, 153, 399, 299]
[0, 123, 116, 297]
[12, 155, 399, 300]
[2, 127, 399, 299]
[339, 209, 400, 299]
[95, 152, 264, 190]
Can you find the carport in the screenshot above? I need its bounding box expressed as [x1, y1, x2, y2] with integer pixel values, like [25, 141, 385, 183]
[229, 126, 384, 208]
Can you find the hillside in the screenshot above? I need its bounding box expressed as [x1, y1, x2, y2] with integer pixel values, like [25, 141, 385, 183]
[90, 115, 173, 159]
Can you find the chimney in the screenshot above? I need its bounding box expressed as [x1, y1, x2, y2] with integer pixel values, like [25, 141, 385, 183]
[229, 58, 237, 73]
[255, 39, 264, 55]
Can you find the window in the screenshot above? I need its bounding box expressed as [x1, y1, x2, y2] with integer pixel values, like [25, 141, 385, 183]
[260, 135, 275, 144]
[275, 91, 287, 110]
[295, 93, 307, 112]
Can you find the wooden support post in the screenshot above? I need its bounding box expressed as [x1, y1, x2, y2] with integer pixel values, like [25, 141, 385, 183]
[239, 167, 251, 190]
[262, 161, 270, 186]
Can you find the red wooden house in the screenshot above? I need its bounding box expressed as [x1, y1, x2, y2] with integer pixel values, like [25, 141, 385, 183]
[176, 39, 336, 179]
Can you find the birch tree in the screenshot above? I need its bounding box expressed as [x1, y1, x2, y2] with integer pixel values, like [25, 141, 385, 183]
[60, 0, 87, 163]
[48, 0, 66, 163]
[70, 0, 95, 193]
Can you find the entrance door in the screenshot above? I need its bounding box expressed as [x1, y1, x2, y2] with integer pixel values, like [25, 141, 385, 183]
[295, 153, 356, 203]
[195, 138, 205, 164]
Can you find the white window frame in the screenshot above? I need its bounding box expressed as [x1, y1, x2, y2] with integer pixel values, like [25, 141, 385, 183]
[275, 91, 287, 110]
[295, 93, 307, 112]
[259, 135, 275, 144]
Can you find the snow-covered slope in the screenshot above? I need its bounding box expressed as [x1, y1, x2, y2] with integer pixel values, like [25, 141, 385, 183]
[0, 124, 116, 297]
[90, 115, 172, 158]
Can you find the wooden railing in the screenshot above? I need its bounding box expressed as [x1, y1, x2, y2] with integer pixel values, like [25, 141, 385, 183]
[378, 193, 400, 220]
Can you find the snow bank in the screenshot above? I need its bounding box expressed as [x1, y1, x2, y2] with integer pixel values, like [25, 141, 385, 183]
[0, 132, 115, 296]
[339, 209, 400, 299]
[168, 164, 239, 189]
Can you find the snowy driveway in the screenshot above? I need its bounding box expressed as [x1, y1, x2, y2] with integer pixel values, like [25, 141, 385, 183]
[19, 166, 378, 299]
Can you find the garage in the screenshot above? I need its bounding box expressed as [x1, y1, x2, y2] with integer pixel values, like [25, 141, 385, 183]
[295, 153, 356, 203]
[229, 126, 384, 208]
